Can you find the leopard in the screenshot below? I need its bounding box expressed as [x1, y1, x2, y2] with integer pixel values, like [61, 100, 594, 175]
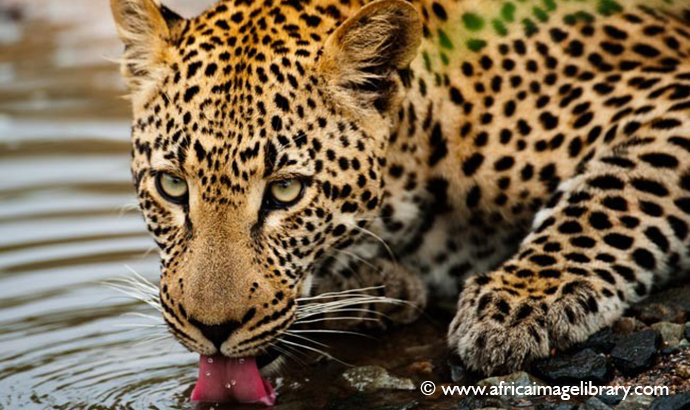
[111, 0, 690, 386]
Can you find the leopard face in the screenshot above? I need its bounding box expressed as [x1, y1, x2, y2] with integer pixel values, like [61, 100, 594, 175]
[112, 0, 421, 357]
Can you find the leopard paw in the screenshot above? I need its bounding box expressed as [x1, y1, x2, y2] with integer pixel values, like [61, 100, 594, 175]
[448, 273, 617, 375]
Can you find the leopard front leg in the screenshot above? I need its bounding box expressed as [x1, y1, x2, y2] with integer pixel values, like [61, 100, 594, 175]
[308, 257, 427, 329]
[450, 133, 690, 374]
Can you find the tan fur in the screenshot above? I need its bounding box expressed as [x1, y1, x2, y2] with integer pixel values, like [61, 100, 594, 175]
[319, 0, 422, 115]
[110, 0, 179, 103]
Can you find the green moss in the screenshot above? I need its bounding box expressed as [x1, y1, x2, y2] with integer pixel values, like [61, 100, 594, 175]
[492, 18, 508, 36]
[522, 18, 538, 36]
[437, 29, 454, 50]
[533, 7, 549, 22]
[563, 14, 577, 25]
[597, 0, 623, 16]
[564, 10, 596, 25]
[501, 2, 516, 22]
[462, 13, 485, 31]
[467, 38, 487, 52]
[575, 10, 595, 22]
[543, 0, 557, 11]
[422, 51, 432, 72]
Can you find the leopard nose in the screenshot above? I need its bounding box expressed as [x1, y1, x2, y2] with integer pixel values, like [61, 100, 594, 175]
[189, 318, 241, 351]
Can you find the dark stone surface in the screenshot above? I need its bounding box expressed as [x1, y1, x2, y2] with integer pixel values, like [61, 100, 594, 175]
[535, 403, 577, 410]
[629, 303, 687, 325]
[685, 324, 690, 342]
[597, 391, 625, 406]
[325, 395, 419, 410]
[642, 282, 690, 314]
[453, 395, 506, 409]
[446, 357, 473, 385]
[579, 397, 613, 410]
[578, 328, 617, 353]
[649, 392, 690, 410]
[532, 348, 611, 383]
[610, 330, 661, 376]
[661, 346, 681, 356]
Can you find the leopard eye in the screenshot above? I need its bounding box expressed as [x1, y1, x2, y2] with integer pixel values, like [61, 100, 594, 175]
[156, 172, 188, 204]
[268, 179, 304, 206]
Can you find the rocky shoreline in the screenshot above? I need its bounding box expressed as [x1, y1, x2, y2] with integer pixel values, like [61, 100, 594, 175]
[214, 281, 690, 410]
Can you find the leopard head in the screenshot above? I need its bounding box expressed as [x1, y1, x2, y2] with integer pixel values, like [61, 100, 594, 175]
[111, 0, 421, 359]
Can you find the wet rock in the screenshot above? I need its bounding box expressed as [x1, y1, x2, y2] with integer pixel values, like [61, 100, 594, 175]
[341, 366, 415, 392]
[447, 357, 472, 385]
[649, 392, 690, 410]
[325, 395, 418, 410]
[534, 403, 577, 410]
[676, 364, 690, 379]
[374, 402, 419, 410]
[642, 282, 690, 313]
[678, 339, 689, 349]
[578, 328, 617, 353]
[629, 303, 686, 325]
[612, 317, 646, 334]
[406, 361, 433, 376]
[476, 372, 547, 399]
[532, 348, 610, 383]
[454, 395, 506, 409]
[616, 394, 655, 410]
[579, 397, 613, 410]
[685, 322, 690, 341]
[650, 322, 685, 348]
[610, 330, 661, 376]
[661, 346, 681, 356]
[597, 391, 625, 406]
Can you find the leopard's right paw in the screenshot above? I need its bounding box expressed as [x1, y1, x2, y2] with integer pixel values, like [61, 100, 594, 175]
[307, 258, 426, 330]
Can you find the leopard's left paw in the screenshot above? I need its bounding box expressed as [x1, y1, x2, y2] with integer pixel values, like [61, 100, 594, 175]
[448, 274, 614, 375]
[449, 293, 550, 375]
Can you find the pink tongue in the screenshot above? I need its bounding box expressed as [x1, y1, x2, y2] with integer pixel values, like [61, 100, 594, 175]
[191, 355, 276, 406]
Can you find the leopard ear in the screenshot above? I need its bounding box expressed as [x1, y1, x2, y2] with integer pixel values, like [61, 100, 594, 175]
[110, 0, 183, 93]
[319, 0, 422, 114]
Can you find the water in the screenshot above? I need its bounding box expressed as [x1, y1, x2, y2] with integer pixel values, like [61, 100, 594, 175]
[0, 1, 213, 408]
[0, 2, 456, 409]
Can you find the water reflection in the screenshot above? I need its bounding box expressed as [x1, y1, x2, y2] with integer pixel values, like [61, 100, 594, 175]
[0, 1, 216, 408]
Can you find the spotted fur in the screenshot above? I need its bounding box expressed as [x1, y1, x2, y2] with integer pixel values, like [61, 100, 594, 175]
[112, 0, 690, 375]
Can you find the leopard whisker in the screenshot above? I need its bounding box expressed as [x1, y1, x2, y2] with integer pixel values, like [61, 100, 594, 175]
[105, 283, 163, 312]
[131, 334, 177, 349]
[283, 330, 330, 348]
[271, 343, 308, 367]
[288, 329, 378, 340]
[344, 223, 397, 263]
[117, 201, 140, 217]
[113, 323, 165, 328]
[121, 312, 164, 322]
[332, 249, 380, 272]
[103, 266, 163, 314]
[292, 316, 381, 325]
[296, 285, 386, 301]
[296, 308, 390, 323]
[279, 338, 350, 366]
[296, 296, 410, 315]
